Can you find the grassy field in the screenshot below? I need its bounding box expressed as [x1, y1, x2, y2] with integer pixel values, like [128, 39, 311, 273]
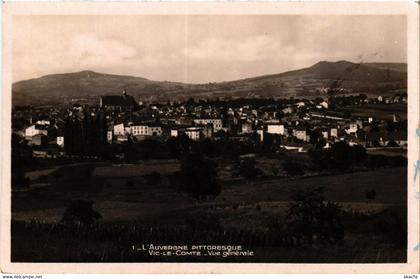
[345, 103, 407, 120]
[12, 164, 407, 222]
[366, 148, 407, 157]
[13, 161, 406, 222]
[13, 161, 406, 219]
[11, 159, 407, 262]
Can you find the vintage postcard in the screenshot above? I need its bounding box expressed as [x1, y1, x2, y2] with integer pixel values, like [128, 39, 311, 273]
[1, 1, 419, 274]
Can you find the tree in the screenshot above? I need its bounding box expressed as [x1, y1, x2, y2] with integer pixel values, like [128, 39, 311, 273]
[286, 187, 344, 247]
[309, 129, 326, 149]
[11, 134, 34, 188]
[271, 166, 280, 177]
[199, 138, 214, 157]
[178, 133, 194, 154]
[350, 145, 368, 162]
[238, 158, 262, 181]
[263, 133, 281, 152]
[138, 139, 161, 160]
[330, 141, 353, 170]
[358, 93, 367, 102]
[61, 200, 102, 226]
[166, 136, 181, 157]
[310, 141, 368, 171]
[387, 140, 399, 147]
[283, 159, 304, 176]
[217, 138, 240, 160]
[173, 153, 220, 200]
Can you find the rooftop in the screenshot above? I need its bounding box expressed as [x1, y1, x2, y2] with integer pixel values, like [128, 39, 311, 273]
[100, 95, 137, 108]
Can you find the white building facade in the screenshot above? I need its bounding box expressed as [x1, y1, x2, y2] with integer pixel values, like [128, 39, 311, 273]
[267, 124, 285, 135]
[193, 118, 223, 132]
[56, 136, 64, 147]
[25, 125, 48, 137]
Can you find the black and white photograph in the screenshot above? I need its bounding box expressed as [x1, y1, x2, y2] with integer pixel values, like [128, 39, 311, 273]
[1, 1, 419, 275]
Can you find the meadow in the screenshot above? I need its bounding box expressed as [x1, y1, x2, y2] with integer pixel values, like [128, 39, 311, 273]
[11, 156, 407, 262]
[345, 103, 407, 120]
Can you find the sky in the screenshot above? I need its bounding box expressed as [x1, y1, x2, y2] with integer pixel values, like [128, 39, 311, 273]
[12, 15, 406, 83]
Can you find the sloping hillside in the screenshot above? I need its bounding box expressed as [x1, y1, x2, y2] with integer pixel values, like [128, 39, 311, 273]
[12, 61, 407, 106]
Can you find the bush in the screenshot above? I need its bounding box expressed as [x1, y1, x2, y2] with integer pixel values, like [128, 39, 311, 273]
[145, 172, 162, 185]
[387, 141, 399, 147]
[330, 142, 355, 170]
[61, 200, 102, 226]
[171, 153, 220, 199]
[373, 207, 407, 248]
[286, 187, 344, 247]
[271, 166, 280, 177]
[238, 158, 262, 181]
[283, 159, 304, 176]
[267, 215, 290, 246]
[350, 145, 368, 162]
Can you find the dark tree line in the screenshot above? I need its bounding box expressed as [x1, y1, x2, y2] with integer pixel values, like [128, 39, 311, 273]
[11, 134, 33, 188]
[103, 135, 262, 162]
[310, 141, 406, 171]
[64, 110, 107, 156]
[310, 141, 367, 171]
[170, 153, 221, 200]
[286, 186, 344, 247]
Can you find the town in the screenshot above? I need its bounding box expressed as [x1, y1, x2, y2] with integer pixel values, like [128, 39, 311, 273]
[12, 89, 407, 162]
[11, 88, 408, 263]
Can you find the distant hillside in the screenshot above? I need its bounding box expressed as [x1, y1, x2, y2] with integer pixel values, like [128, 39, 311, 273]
[232, 60, 405, 86]
[12, 61, 407, 106]
[363, 62, 407, 73]
[12, 70, 186, 105]
[218, 60, 406, 98]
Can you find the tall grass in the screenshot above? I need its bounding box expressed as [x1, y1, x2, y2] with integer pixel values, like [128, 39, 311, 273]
[11, 215, 406, 263]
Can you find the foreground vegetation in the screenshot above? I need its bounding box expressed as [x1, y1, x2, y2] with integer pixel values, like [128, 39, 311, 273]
[11, 139, 407, 263]
[12, 203, 406, 263]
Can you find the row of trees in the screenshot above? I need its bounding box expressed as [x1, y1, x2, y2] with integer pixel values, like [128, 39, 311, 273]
[310, 141, 367, 171]
[310, 141, 406, 171]
[170, 153, 221, 200]
[64, 110, 107, 156]
[103, 135, 262, 162]
[11, 134, 33, 188]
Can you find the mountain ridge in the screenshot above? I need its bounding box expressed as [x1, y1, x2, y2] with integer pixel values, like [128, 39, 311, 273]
[12, 60, 407, 106]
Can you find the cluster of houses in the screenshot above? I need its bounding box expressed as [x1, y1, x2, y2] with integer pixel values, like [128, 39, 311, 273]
[111, 118, 222, 143]
[22, 119, 62, 147]
[12, 89, 407, 157]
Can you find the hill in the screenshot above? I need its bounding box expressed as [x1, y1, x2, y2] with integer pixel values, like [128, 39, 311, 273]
[12, 61, 407, 106]
[222, 60, 406, 97]
[363, 63, 407, 73]
[12, 70, 185, 105]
